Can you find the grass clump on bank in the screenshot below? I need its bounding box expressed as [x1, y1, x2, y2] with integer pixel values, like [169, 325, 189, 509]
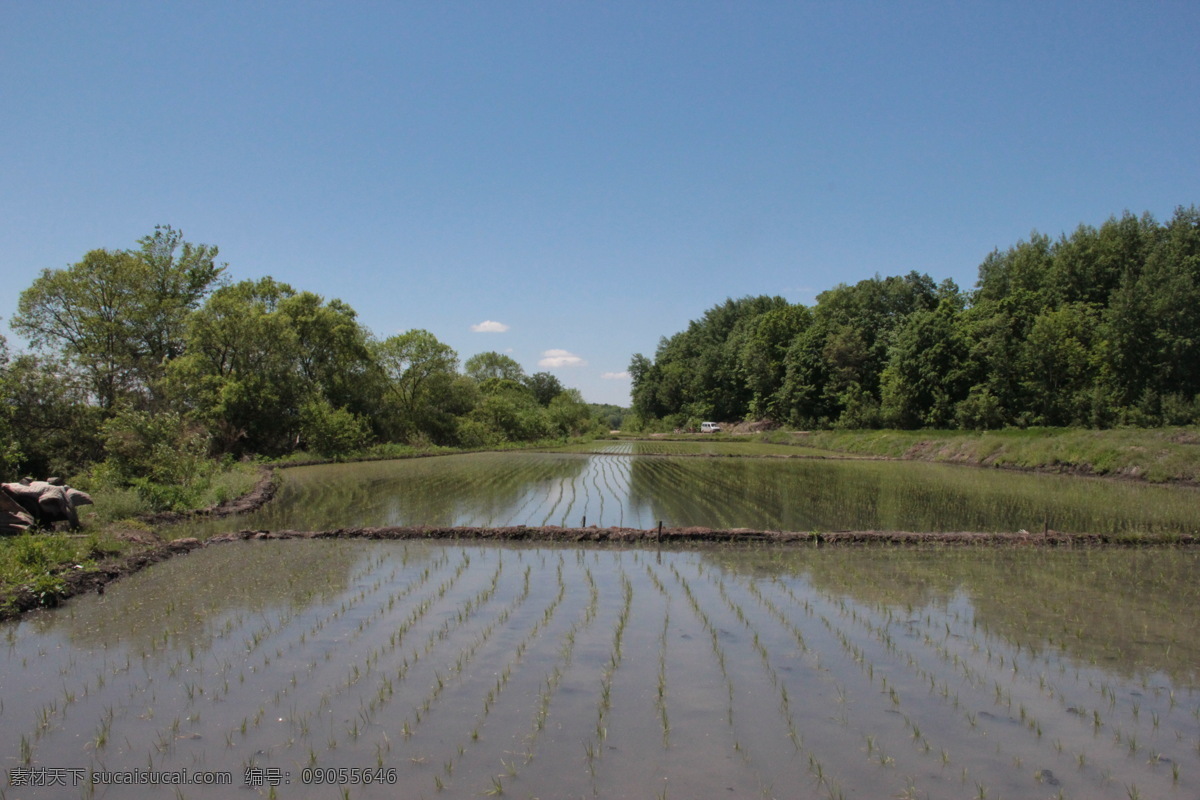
[0, 531, 131, 617]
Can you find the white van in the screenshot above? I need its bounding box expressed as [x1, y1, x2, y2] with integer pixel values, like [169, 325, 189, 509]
[700, 422, 721, 433]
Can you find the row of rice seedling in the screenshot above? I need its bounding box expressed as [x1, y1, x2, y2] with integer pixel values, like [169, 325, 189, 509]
[747, 548, 1200, 799]
[2, 541, 1196, 798]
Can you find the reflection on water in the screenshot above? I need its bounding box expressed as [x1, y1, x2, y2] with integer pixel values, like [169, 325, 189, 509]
[2, 541, 1197, 800]
[705, 545, 1200, 684]
[30, 539, 370, 653]
[174, 450, 1200, 538]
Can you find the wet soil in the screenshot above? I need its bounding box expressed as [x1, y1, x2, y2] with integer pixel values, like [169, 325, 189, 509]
[203, 525, 1200, 547]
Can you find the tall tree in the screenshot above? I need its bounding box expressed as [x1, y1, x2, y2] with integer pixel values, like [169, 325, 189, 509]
[465, 351, 525, 382]
[166, 278, 303, 454]
[0, 333, 21, 478]
[374, 330, 459, 440]
[12, 226, 224, 409]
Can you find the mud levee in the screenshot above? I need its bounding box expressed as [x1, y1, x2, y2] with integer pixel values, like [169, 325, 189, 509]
[202, 525, 1200, 547]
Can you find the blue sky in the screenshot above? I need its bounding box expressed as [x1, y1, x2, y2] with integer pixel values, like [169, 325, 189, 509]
[2, 1, 1196, 406]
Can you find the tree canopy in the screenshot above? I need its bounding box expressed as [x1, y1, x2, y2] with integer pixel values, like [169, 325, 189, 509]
[3, 228, 602, 489]
[631, 206, 1200, 430]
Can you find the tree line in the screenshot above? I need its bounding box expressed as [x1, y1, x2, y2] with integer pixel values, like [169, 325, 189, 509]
[0, 226, 598, 490]
[630, 207, 1200, 431]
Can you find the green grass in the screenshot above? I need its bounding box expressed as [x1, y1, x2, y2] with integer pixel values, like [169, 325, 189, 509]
[0, 460, 261, 617]
[0, 530, 133, 616]
[761, 427, 1200, 484]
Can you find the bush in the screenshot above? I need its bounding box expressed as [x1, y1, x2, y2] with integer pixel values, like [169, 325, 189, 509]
[955, 386, 1005, 430]
[299, 398, 370, 458]
[101, 408, 214, 485]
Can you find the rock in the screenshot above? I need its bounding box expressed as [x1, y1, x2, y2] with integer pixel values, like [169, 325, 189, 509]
[1, 480, 94, 531]
[0, 490, 35, 534]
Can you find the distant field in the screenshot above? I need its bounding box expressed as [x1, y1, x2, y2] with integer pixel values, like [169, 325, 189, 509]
[591, 427, 1200, 484]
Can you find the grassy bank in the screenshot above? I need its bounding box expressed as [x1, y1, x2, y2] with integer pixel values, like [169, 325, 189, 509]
[0, 460, 263, 618]
[769, 426, 1200, 484]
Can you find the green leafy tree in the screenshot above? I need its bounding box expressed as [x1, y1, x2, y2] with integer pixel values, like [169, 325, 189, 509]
[3, 354, 104, 477]
[277, 292, 376, 416]
[546, 389, 594, 437]
[166, 278, 304, 455]
[467, 380, 549, 443]
[374, 330, 460, 441]
[523, 371, 565, 406]
[464, 352, 525, 382]
[12, 227, 224, 409]
[97, 408, 215, 509]
[1019, 303, 1101, 425]
[776, 323, 834, 428]
[879, 299, 970, 428]
[298, 397, 371, 458]
[0, 333, 23, 478]
[737, 304, 811, 419]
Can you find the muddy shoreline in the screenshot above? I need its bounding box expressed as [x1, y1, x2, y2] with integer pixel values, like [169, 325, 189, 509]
[200, 525, 1200, 547]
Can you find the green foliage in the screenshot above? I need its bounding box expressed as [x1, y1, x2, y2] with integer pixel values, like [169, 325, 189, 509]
[12, 226, 223, 410]
[955, 386, 1006, 431]
[94, 408, 216, 510]
[299, 398, 370, 458]
[524, 371, 565, 406]
[547, 389, 595, 437]
[590, 403, 631, 431]
[468, 382, 551, 443]
[4, 354, 106, 478]
[633, 207, 1200, 431]
[0, 333, 22, 479]
[374, 330, 460, 443]
[465, 351, 525, 383]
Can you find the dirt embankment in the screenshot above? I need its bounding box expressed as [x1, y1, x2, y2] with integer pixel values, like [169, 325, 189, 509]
[200, 526, 1200, 547]
[135, 467, 279, 526]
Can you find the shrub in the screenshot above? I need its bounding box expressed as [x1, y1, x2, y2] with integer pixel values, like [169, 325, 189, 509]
[298, 398, 370, 458]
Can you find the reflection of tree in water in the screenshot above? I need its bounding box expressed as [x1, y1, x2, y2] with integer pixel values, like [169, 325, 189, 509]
[961, 548, 1200, 685]
[700, 545, 1200, 686]
[175, 452, 1200, 537]
[627, 457, 889, 530]
[32, 539, 384, 654]
[629, 455, 1200, 535]
[385, 452, 589, 526]
[175, 454, 591, 533]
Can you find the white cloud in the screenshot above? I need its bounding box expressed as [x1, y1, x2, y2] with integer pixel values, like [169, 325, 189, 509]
[601, 371, 630, 380]
[470, 320, 510, 333]
[538, 349, 588, 368]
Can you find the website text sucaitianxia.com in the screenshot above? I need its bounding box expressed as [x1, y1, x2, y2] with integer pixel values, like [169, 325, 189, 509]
[8, 766, 399, 789]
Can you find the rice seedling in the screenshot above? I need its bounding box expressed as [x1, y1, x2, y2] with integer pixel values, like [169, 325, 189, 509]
[2, 536, 1197, 800]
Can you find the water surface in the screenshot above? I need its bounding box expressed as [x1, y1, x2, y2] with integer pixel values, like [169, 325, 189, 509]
[174, 447, 1200, 537]
[3, 541, 1197, 799]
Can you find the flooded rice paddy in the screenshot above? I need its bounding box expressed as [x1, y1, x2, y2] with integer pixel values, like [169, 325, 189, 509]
[176, 446, 1200, 538]
[4, 540, 1199, 799]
